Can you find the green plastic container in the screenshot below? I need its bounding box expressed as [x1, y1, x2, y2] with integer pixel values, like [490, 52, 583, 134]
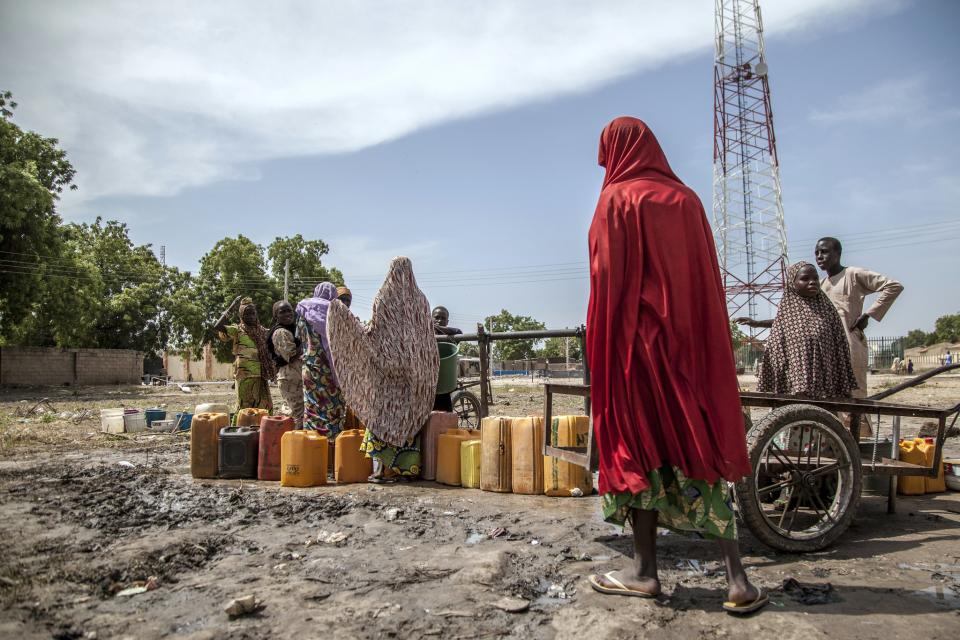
[436, 342, 460, 395]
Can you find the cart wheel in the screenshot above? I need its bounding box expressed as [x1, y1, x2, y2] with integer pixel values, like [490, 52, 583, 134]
[735, 403, 862, 552]
[451, 390, 481, 429]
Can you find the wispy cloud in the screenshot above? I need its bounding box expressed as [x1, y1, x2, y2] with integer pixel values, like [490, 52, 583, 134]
[1, 0, 884, 202]
[810, 75, 960, 125]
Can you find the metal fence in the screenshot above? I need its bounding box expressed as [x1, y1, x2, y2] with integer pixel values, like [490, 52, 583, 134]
[734, 336, 906, 374]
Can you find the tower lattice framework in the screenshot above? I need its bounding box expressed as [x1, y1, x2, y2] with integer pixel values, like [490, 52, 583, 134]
[712, 0, 787, 331]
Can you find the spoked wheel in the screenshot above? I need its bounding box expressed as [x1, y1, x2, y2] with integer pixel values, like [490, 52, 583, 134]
[736, 404, 862, 552]
[451, 390, 481, 429]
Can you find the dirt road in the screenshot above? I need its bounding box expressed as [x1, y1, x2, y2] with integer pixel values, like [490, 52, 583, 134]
[0, 379, 958, 639]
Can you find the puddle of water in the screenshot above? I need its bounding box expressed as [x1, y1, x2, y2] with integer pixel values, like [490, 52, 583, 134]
[912, 586, 960, 609]
[465, 532, 485, 545]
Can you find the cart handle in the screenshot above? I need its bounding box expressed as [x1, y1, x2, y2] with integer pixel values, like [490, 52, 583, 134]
[868, 363, 960, 401]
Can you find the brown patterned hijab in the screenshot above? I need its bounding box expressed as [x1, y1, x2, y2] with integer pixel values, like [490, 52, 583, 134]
[239, 297, 276, 382]
[757, 262, 857, 398]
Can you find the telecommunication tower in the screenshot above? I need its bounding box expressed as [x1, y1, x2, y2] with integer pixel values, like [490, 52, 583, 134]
[712, 0, 788, 331]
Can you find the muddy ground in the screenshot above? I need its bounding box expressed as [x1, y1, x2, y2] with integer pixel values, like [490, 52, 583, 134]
[0, 376, 958, 639]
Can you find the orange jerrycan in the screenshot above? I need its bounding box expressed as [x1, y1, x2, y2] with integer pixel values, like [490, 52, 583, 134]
[511, 417, 544, 495]
[420, 411, 459, 481]
[480, 417, 513, 493]
[335, 429, 373, 483]
[917, 438, 946, 493]
[236, 407, 269, 427]
[897, 439, 927, 495]
[436, 428, 480, 486]
[190, 412, 229, 479]
[281, 430, 328, 487]
[460, 439, 482, 489]
[544, 415, 593, 497]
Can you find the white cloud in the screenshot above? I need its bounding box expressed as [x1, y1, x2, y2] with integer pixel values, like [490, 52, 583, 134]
[810, 75, 960, 125]
[0, 0, 884, 202]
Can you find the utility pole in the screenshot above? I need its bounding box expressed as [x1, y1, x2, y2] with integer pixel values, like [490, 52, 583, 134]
[564, 337, 570, 368]
[283, 259, 290, 300]
[159, 245, 166, 266]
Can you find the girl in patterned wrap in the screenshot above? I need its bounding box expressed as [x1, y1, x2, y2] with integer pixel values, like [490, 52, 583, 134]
[740, 261, 858, 398]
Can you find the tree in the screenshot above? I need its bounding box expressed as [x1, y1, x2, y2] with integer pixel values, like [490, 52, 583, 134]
[903, 329, 932, 349]
[195, 235, 279, 361]
[730, 320, 748, 351]
[538, 336, 582, 361]
[457, 342, 480, 358]
[0, 91, 77, 341]
[485, 309, 546, 361]
[266, 234, 344, 304]
[933, 313, 960, 344]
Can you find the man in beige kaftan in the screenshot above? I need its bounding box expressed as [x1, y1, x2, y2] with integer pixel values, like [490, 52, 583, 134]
[815, 237, 903, 411]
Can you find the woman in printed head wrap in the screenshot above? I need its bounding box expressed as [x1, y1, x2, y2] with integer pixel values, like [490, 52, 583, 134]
[268, 300, 304, 426]
[738, 261, 858, 398]
[585, 117, 764, 613]
[213, 296, 276, 413]
[336, 285, 353, 308]
[296, 282, 347, 436]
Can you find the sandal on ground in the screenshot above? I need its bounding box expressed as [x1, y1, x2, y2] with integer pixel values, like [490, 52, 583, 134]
[722, 591, 769, 614]
[367, 474, 395, 485]
[588, 572, 658, 598]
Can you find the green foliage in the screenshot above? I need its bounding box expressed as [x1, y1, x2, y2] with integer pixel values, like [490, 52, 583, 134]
[266, 234, 343, 304]
[485, 309, 546, 361]
[730, 320, 748, 351]
[538, 336, 582, 361]
[457, 342, 480, 358]
[0, 90, 77, 337]
[903, 313, 960, 349]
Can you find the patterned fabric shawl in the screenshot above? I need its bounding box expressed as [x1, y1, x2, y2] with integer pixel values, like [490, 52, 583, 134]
[326, 257, 439, 446]
[238, 297, 276, 382]
[757, 262, 857, 398]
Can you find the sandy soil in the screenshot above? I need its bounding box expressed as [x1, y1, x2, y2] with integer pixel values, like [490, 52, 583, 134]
[0, 377, 958, 639]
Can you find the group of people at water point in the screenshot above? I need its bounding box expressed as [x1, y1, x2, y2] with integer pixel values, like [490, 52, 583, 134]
[210, 116, 903, 615]
[211, 286, 461, 483]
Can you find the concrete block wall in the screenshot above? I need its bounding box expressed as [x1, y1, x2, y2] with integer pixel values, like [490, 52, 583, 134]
[0, 347, 143, 386]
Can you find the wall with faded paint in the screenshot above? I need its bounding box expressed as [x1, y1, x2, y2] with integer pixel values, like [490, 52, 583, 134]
[0, 347, 143, 386]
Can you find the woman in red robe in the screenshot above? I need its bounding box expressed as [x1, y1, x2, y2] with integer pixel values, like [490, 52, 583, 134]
[586, 117, 765, 613]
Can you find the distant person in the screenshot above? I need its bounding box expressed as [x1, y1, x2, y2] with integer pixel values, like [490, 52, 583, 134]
[336, 285, 353, 308]
[296, 283, 347, 436]
[585, 117, 764, 614]
[907, 358, 914, 374]
[432, 305, 462, 412]
[891, 356, 901, 374]
[267, 300, 304, 427]
[946, 350, 953, 365]
[213, 296, 276, 414]
[737, 262, 857, 398]
[815, 237, 903, 435]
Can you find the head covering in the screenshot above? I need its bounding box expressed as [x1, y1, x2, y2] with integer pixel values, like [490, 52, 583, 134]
[587, 117, 751, 497]
[266, 299, 301, 368]
[238, 297, 276, 381]
[336, 285, 352, 299]
[757, 262, 858, 398]
[296, 283, 338, 375]
[598, 117, 681, 189]
[326, 257, 438, 446]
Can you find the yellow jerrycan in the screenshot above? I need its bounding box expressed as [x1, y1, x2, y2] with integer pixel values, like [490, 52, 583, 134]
[281, 430, 328, 487]
[335, 429, 373, 484]
[511, 417, 544, 495]
[460, 439, 482, 489]
[236, 407, 269, 427]
[897, 439, 927, 495]
[480, 417, 513, 493]
[190, 412, 230, 479]
[544, 415, 593, 497]
[916, 438, 946, 493]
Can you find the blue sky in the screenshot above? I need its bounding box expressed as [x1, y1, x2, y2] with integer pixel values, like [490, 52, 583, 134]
[2, 0, 957, 335]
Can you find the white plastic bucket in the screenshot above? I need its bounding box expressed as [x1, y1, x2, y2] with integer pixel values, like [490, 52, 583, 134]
[123, 412, 147, 433]
[195, 403, 229, 415]
[100, 408, 125, 434]
[945, 459, 960, 491]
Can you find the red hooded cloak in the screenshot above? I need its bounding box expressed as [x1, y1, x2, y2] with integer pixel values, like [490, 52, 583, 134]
[586, 117, 751, 497]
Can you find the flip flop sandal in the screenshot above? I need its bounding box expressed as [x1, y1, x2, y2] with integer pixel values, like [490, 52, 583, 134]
[588, 572, 658, 599]
[722, 592, 769, 615]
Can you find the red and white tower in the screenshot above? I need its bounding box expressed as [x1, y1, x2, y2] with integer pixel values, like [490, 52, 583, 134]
[712, 0, 788, 331]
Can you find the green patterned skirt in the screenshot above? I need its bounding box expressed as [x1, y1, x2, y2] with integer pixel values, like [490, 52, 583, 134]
[362, 431, 422, 477]
[601, 466, 737, 540]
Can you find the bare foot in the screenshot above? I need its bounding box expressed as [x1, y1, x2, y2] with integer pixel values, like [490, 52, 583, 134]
[594, 570, 661, 596]
[727, 578, 761, 605]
